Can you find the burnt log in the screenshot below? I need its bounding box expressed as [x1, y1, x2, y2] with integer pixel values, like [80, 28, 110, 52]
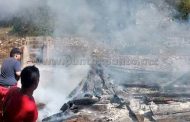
[60, 97, 99, 112]
[71, 98, 99, 105]
[133, 92, 190, 99]
[150, 102, 190, 115]
[122, 83, 160, 90]
[146, 97, 190, 104]
[42, 112, 68, 122]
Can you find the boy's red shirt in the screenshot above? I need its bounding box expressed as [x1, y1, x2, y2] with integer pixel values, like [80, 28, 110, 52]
[3, 87, 38, 122]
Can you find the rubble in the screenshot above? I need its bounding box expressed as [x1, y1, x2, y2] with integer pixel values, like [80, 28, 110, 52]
[42, 64, 133, 122]
[1, 35, 190, 121]
[41, 63, 190, 122]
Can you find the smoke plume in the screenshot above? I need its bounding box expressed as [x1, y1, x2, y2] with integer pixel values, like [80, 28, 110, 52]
[1, 0, 190, 120]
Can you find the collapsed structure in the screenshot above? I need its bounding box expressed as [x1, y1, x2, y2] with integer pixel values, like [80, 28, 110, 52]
[21, 37, 190, 122]
[41, 63, 190, 122]
[2, 36, 190, 122]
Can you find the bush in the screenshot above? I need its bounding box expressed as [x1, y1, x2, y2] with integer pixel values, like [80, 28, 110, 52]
[0, 1, 53, 36]
[12, 3, 54, 36]
[178, 0, 190, 20]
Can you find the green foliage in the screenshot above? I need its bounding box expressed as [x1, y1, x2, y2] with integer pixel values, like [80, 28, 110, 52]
[0, 20, 13, 27]
[5, 1, 55, 36]
[178, 0, 190, 20]
[13, 3, 54, 36]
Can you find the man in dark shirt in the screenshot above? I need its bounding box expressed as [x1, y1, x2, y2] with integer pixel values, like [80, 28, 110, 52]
[0, 47, 22, 116]
[0, 47, 22, 86]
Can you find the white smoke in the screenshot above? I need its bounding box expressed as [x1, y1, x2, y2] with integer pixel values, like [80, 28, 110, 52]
[45, 0, 190, 55]
[0, 0, 38, 20]
[1, 0, 190, 120]
[34, 65, 89, 120]
[0, 0, 189, 54]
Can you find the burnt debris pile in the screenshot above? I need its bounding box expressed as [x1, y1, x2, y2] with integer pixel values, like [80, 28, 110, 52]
[42, 64, 132, 122]
[42, 64, 190, 122]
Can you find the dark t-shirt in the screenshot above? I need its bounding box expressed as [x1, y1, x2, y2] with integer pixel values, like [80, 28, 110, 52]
[0, 58, 21, 86]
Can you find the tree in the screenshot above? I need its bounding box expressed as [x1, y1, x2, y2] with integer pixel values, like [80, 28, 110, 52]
[178, 0, 190, 20]
[11, 1, 54, 36]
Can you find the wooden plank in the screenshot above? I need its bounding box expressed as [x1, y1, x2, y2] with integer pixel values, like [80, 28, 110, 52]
[133, 92, 190, 98]
[150, 102, 190, 115]
[122, 83, 160, 90]
[146, 97, 190, 104]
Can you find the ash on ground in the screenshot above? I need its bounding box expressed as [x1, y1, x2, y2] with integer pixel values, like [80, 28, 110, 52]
[42, 64, 190, 122]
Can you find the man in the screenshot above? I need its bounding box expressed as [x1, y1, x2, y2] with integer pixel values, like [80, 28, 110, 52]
[0, 47, 22, 86]
[0, 47, 22, 116]
[2, 66, 40, 122]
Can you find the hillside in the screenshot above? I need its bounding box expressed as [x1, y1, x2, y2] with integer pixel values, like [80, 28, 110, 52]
[0, 27, 25, 63]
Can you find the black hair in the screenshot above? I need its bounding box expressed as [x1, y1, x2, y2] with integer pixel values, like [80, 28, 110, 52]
[10, 48, 22, 57]
[21, 66, 40, 89]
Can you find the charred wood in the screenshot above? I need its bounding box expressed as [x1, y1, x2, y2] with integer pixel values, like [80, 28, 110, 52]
[150, 103, 190, 115]
[122, 83, 160, 90]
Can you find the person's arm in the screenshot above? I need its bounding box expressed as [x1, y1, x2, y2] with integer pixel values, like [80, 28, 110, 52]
[14, 61, 21, 81]
[14, 61, 21, 76]
[15, 71, 21, 76]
